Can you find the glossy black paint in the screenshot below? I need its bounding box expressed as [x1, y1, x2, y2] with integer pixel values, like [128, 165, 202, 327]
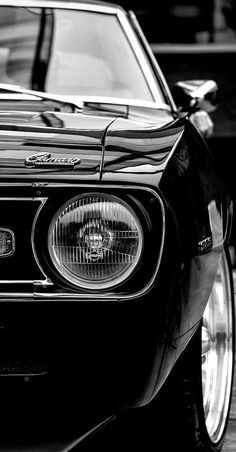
[0, 2, 232, 451]
[0, 121, 230, 449]
[0, 106, 230, 416]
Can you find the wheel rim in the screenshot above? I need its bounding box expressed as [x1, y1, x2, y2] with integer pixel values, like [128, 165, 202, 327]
[201, 251, 234, 443]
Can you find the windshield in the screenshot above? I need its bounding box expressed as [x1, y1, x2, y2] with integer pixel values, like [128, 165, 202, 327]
[0, 6, 164, 103]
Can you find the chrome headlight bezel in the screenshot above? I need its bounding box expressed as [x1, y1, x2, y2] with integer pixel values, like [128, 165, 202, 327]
[47, 192, 144, 290]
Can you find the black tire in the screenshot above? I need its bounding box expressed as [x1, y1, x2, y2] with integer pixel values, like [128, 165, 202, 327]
[154, 247, 235, 452]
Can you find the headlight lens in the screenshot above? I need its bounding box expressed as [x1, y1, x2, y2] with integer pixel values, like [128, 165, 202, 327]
[48, 193, 143, 289]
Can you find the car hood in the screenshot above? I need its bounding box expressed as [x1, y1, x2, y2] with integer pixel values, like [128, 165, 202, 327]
[0, 110, 113, 180]
[0, 108, 184, 182]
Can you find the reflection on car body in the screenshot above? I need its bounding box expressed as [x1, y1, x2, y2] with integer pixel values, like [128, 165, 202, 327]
[0, 1, 234, 451]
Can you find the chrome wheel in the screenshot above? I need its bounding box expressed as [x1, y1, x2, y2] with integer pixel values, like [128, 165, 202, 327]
[202, 250, 234, 443]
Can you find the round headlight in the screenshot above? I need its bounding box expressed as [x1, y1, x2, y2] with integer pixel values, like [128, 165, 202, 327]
[48, 193, 143, 289]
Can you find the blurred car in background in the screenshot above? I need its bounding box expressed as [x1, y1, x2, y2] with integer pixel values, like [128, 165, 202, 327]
[0, 1, 234, 451]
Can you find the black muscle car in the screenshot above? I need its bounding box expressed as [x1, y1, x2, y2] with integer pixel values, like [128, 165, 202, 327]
[0, 1, 234, 451]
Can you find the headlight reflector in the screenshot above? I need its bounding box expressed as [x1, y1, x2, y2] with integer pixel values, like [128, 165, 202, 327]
[48, 193, 143, 289]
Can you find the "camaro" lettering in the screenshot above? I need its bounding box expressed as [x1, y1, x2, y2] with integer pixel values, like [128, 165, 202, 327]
[25, 152, 81, 167]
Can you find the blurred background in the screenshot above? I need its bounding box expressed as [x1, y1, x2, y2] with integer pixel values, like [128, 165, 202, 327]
[118, 0, 236, 44]
[113, 0, 236, 149]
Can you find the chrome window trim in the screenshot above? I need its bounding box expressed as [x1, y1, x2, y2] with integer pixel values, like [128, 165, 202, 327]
[128, 10, 177, 112]
[0, 0, 118, 14]
[117, 10, 163, 104]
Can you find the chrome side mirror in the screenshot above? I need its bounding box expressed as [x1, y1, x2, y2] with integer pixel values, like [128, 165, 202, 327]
[172, 80, 219, 113]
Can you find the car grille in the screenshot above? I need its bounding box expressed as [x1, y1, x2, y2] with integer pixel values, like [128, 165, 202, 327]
[0, 198, 44, 283]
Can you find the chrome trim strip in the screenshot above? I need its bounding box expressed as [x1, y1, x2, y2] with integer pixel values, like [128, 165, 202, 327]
[0, 280, 34, 284]
[0, 371, 48, 377]
[0, 183, 33, 187]
[0, 1, 118, 15]
[0, 293, 33, 298]
[31, 197, 52, 284]
[0, 197, 40, 201]
[117, 11, 163, 104]
[128, 11, 177, 112]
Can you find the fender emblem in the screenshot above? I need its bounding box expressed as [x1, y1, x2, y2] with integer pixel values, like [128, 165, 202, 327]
[25, 152, 81, 168]
[198, 236, 212, 254]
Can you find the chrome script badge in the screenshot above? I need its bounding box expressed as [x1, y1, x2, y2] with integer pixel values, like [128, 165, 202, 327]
[25, 152, 81, 168]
